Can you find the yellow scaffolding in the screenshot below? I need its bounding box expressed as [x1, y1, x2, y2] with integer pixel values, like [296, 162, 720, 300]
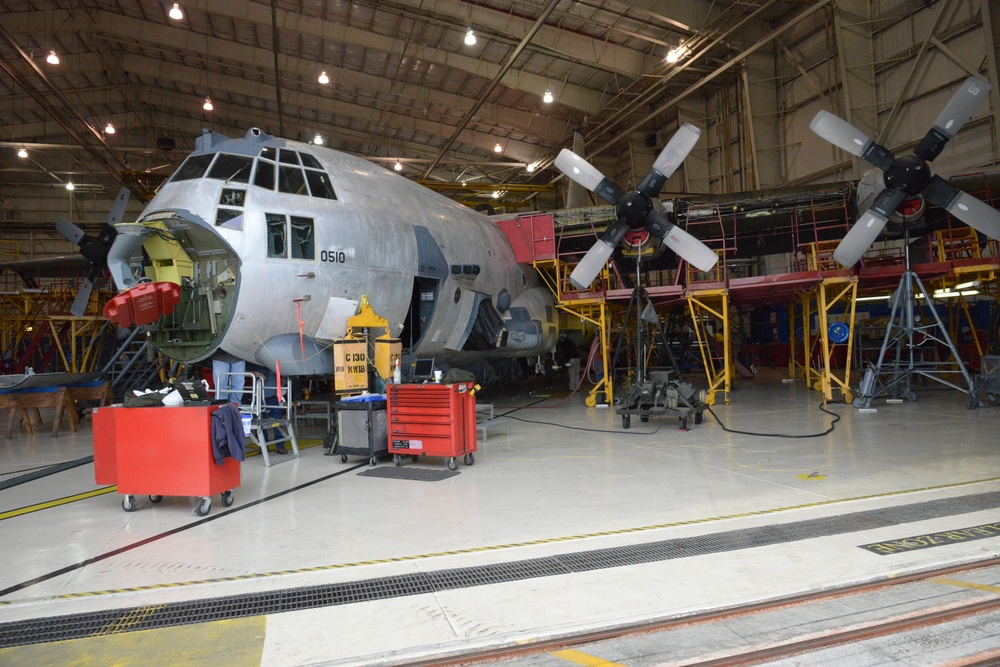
[686, 288, 730, 405]
[796, 278, 858, 404]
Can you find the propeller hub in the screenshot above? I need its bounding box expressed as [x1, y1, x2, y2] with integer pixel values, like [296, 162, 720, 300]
[883, 154, 931, 196]
[615, 191, 653, 229]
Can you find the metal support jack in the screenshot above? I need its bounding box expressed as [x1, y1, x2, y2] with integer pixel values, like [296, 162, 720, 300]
[853, 228, 980, 409]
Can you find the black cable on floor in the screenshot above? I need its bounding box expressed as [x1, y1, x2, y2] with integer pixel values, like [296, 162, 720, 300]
[502, 412, 665, 436]
[0, 456, 94, 491]
[706, 401, 842, 438]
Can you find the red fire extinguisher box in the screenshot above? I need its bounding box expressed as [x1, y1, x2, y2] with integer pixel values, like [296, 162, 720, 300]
[93, 404, 240, 496]
[386, 383, 477, 467]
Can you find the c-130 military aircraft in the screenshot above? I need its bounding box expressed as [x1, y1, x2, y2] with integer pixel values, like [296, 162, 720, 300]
[103, 127, 561, 377]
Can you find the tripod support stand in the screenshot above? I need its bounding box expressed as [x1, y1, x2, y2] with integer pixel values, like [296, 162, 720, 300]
[853, 227, 980, 409]
[608, 248, 706, 429]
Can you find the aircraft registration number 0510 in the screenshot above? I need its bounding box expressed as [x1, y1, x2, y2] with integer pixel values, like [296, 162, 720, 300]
[320, 250, 348, 263]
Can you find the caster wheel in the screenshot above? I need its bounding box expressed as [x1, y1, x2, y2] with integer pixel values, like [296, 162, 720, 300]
[464, 453, 475, 466]
[221, 490, 234, 507]
[585, 394, 597, 408]
[905, 392, 917, 402]
[195, 498, 211, 516]
[447, 457, 458, 471]
[394, 454, 402, 467]
[694, 411, 703, 425]
[640, 415, 649, 423]
[969, 396, 981, 410]
[369, 456, 378, 467]
[989, 394, 1000, 406]
[122, 495, 137, 512]
[148, 495, 163, 504]
[341, 453, 348, 463]
[622, 414, 631, 429]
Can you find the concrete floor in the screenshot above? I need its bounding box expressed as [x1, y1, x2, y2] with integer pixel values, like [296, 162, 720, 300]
[1, 370, 1000, 665]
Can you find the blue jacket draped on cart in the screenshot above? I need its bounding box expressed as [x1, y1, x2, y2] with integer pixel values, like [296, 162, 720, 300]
[211, 403, 247, 465]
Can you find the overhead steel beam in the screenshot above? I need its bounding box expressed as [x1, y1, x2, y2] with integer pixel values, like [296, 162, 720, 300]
[420, 0, 562, 179]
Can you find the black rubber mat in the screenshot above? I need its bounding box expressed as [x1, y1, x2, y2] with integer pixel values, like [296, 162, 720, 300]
[357, 467, 459, 482]
[3, 489, 999, 648]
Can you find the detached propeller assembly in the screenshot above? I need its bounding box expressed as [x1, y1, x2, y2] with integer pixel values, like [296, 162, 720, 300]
[57, 187, 130, 317]
[810, 76, 1000, 267]
[554, 123, 719, 290]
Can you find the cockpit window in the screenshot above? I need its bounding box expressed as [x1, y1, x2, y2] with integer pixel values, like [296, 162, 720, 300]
[171, 154, 215, 181]
[252, 147, 337, 200]
[266, 212, 315, 260]
[300, 153, 323, 169]
[305, 170, 336, 200]
[278, 165, 307, 195]
[253, 160, 275, 190]
[208, 154, 253, 183]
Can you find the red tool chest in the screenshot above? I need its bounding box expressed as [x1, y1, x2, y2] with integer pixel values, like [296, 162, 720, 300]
[386, 383, 477, 470]
[92, 404, 241, 515]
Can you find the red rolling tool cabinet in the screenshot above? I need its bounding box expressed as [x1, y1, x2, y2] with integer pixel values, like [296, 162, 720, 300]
[386, 382, 477, 470]
[92, 404, 241, 515]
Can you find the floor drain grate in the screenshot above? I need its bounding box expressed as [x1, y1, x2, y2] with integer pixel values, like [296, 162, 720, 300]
[3, 490, 998, 648]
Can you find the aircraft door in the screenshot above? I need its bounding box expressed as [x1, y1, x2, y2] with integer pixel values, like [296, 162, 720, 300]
[401, 278, 438, 351]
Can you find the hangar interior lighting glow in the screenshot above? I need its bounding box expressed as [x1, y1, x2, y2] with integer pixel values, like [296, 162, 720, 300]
[203, 97, 213, 111]
[494, 142, 502, 153]
[169, 3, 183, 20]
[46, 50, 60, 65]
[104, 122, 115, 135]
[464, 29, 476, 46]
[542, 90, 553, 104]
[394, 161, 403, 171]
[318, 71, 329, 84]
[17, 147, 27, 158]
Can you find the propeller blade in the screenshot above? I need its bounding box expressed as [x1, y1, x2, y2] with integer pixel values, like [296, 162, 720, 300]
[568, 221, 629, 290]
[809, 110, 872, 157]
[652, 123, 701, 179]
[915, 76, 992, 161]
[833, 209, 890, 267]
[637, 123, 702, 197]
[645, 210, 718, 272]
[106, 187, 130, 226]
[70, 278, 94, 317]
[554, 148, 623, 204]
[56, 217, 86, 246]
[944, 190, 1000, 241]
[931, 76, 991, 140]
[809, 110, 894, 169]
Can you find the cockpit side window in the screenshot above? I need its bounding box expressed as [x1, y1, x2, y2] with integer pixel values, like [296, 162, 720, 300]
[254, 160, 275, 190]
[171, 154, 215, 181]
[208, 154, 253, 183]
[278, 165, 307, 195]
[305, 170, 337, 200]
[278, 149, 301, 165]
[266, 213, 286, 258]
[266, 213, 315, 261]
[300, 153, 323, 169]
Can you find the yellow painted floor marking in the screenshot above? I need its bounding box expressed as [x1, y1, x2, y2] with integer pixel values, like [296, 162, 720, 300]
[0, 615, 266, 666]
[44, 476, 1000, 600]
[0, 486, 118, 521]
[931, 577, 1000, 595]
[553, 648, 629, 666]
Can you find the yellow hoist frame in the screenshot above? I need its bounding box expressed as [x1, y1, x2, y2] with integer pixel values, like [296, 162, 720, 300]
[790, 277, 858, 404]
[686, 288, 730, 405]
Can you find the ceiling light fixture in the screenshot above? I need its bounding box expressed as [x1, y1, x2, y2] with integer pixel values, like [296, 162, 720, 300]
[492, 191, 500, 199]
[464, 29, 476, 46]
[526, 162, 536, 173]
[666, 46, 687, 64]
[394, 161, 403, 171]
[313, 133, 323, 145]
[66, 182, 75, 191]
[17, 147, 28, 158]
[318, 70, 329, 84]
[104, 122, 115, 135]
[168, 3, 183, 20]
[203, 97, 213, 111]
[542, 90, 553, 104]
[46, 50, 59, 65]
[494, 142, 502, 153]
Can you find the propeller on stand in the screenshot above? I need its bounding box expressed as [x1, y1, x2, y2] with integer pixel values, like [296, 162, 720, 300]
[809, 76, 1000, 267]
[57, 187, 130, 316]
[554, 123, 719, 290]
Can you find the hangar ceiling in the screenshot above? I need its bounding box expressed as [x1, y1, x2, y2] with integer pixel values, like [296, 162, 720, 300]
[0, 0, 997, 227]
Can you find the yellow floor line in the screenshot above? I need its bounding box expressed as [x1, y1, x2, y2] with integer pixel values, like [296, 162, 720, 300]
[52, 476, 1000, 601]
[931, 577, 1000, 595]
[553, 648, 629, 667]
[0, 440, 326, 522]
